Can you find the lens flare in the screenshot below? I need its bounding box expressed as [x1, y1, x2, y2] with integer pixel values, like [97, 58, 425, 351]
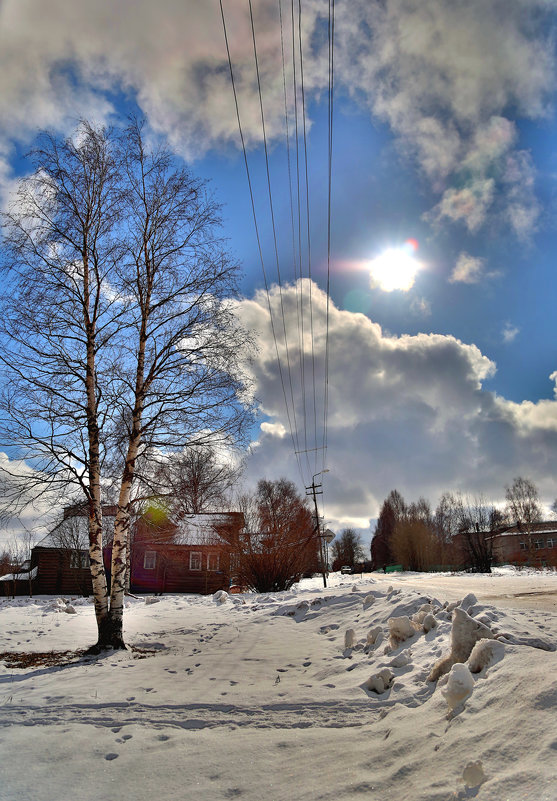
[368, 241, 420, 292]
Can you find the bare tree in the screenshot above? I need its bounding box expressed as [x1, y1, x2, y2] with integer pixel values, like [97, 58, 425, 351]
[0, 119, 253, 650]
[235, 479, 318, 592]
[0, 121, 121, 630]
[505, 476, 543, 557]
[148, 445, 242, 516]
[103, 119, 253, 649]
[331, 528, 364, 570]
[457, 494, 503, 573]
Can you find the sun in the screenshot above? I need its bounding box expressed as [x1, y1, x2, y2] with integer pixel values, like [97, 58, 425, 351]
[368, 240, 420, 292]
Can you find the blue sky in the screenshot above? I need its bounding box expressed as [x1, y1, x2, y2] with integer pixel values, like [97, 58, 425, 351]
[1, 0, 557, 542]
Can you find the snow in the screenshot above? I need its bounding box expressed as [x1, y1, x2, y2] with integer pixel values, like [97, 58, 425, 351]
[1, 569, 557, 800]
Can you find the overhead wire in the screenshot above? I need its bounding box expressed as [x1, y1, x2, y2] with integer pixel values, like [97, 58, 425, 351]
[220, 0, 334, 506]
[296, 0, 320, 478]
[322, 0, 335, 479]
[219, 0, 305, 485]
[247, 0, 303, 471]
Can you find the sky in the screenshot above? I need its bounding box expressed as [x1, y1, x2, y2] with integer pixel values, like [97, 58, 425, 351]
[1, 0, 557, 545]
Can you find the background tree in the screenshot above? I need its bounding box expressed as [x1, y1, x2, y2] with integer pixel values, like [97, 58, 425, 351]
[331, 528, 364, 571]
[505, 476, 542, 557]
[433, 492, 464, 567]
[457, 494, 502, 573]
[148, 445, 242, 516]
[371, 489, 405, 569]
[391, 497, 439, 571]
[235, 478, 317, 592]
[0, 120, 252, 650]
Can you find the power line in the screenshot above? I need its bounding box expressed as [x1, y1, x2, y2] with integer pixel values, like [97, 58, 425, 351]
[247, 0, 302, 468]
[322, 0, 335, 474]
[219, 0, 305, 484]
[297, 0, 319, 477]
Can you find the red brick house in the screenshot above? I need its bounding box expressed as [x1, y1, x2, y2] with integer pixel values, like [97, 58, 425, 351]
[30, 505, 244, 595]
[492, 521, 557, 567]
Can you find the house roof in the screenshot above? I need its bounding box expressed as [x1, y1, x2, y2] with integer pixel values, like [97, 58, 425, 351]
[173, 512, 244, 545]
[496, 520, 557, 538]
[36, 513, 116, 549]
[0, 566, 38, 582]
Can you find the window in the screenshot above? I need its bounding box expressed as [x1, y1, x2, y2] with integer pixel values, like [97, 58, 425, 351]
[143, 551, 156, 570]
[190, 551, 202, 571]
[519, 542, 527, 551]
[207, 553, 219, 571]
[534, 539, 545, 550]
[547, 538, 555, 549]
[70, 551, 89, 569]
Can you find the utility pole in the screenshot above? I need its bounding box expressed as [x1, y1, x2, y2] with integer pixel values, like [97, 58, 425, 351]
[306, 470, 329, 588]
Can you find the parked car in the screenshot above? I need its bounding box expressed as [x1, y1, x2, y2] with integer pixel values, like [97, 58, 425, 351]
[340, 565, 352, 574]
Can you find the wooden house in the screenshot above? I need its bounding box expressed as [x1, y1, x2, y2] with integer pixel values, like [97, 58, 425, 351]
[120, 509, 244, 595]
[31, 505, 244, 596]
[31, 505, 116, 595]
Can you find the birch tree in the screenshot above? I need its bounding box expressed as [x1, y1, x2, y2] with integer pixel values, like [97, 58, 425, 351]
[103, 119, 252, 648]
[0, 122, 122, 640]
[0, 120, 252, 650]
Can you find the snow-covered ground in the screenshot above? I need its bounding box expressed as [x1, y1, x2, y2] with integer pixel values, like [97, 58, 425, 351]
[1, 568, 556, 801]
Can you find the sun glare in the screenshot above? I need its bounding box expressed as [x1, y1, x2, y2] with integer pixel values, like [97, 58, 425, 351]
[368, 241, 420, 292]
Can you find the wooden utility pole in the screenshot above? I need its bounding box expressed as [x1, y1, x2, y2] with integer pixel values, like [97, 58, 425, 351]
[306, 470, 329, 588]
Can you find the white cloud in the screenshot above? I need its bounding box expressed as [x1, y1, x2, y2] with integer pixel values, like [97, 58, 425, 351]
[502, 323, 520, 343]
[260, 421, 286, 438]
[335, 1, 554, 237]
[239, 280, 557, 526]
[0, 0, 551, 238]
[450, 253, 486, 284]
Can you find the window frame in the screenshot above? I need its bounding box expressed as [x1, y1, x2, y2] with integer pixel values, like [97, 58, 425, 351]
[69, 550, 89, 569]
[207, 553, 220, 571]
[143, 551, 157, 570]
[189, 551, 202, 571]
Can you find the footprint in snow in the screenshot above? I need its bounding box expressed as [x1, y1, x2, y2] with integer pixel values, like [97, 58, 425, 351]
[105, 753, 119, 761]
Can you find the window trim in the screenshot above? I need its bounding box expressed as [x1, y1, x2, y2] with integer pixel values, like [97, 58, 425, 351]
[143, 551, 156, 570]
[190, 551, 202, 571]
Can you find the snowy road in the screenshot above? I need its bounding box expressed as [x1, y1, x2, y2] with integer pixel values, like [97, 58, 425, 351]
[1, 569, 557, 801]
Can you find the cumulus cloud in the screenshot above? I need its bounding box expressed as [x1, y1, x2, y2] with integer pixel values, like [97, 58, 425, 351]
[239, 280, 557, 529]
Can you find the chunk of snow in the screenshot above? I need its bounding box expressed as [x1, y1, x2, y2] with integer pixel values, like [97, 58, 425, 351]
[422, 613, 437, 633]
[460, 592, 478, 612]
[345, 628, 357, 649]
[462, 760, 487, 788]
[145, 597, 160, 605]
[213, 590, 229, 604]
[364, 668, 394, 694]
[442, 663, 474, 712]
[363, 594, 375, 609]
[428, 607, 495, 682]
[388, 615, 416, 645]
[389, 648, 412, 668]
[64, 605, 76, 615]
[467, 639, 505, 674]
[366, 626, 382, 645]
